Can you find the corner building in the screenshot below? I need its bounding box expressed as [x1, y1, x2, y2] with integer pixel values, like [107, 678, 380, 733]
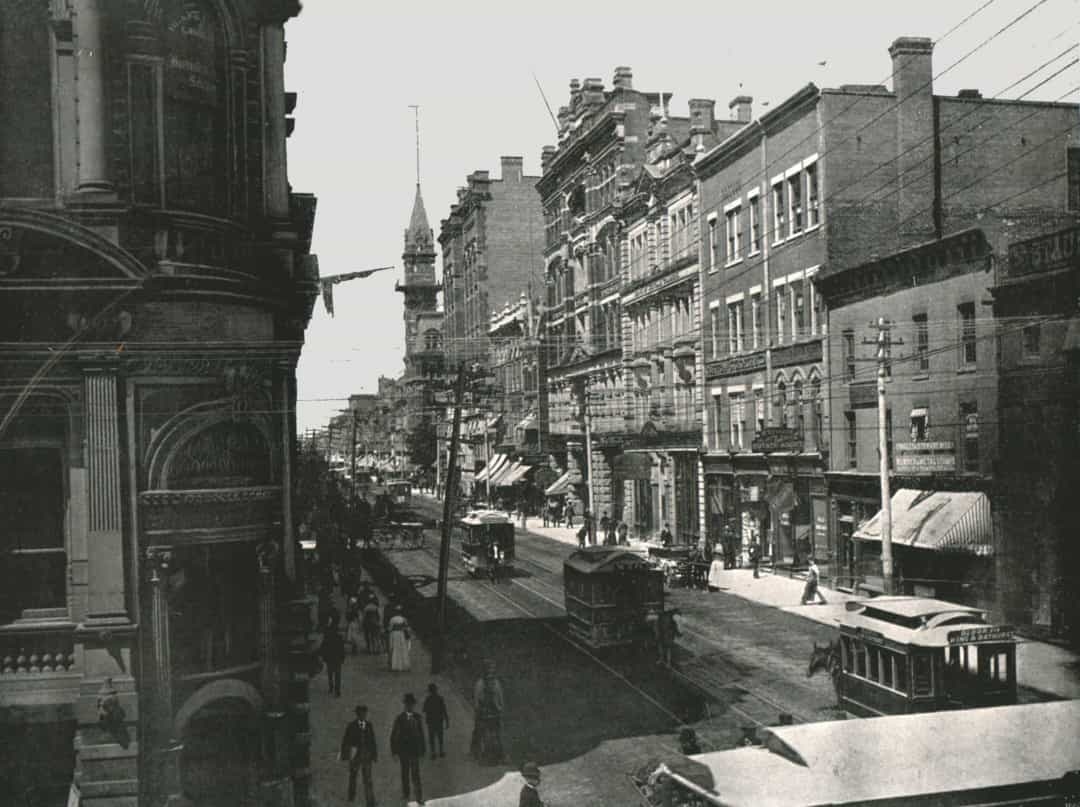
[0, 2, 319, 805]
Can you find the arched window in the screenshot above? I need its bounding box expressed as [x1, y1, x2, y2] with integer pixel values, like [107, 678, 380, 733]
[810, 372, 823, 448]
[792, 376, 805, 438]
[423, 329, 441, 352]
[774, 375, 788, 428]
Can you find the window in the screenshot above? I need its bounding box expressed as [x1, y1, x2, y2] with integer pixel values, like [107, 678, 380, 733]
[725, 204, 741, 264]
[712, 395, 724, 449]
[960, 401, 979, 473]
[914, 313, 929, 372]
[843, 329, 856, 382]
[755, 388, 765, 434]
[958, 302, 977, 366]
[748, 193, 761, 254]
[772, 181, 785, 243]
[806, 161, 820, 227]
[775, 287, 788, 344]
[751, 292, 762, 348]
[792, 378, 805, 437]
[1069, 146, 1080, 212]
[727, 300, 744, 353]
[0, 447, 66, 620]
[730, 393, 746, 450]
[788, 172, 803, 236]
[791, 280, 806, 339]
[707, 216, 719, 271]
[913, 654, 933, 696]
[775, 380, 788, 428]
[1022, 323, 1041, 357]
[910, 408, 928, 441]
[811, 377, 823, 446]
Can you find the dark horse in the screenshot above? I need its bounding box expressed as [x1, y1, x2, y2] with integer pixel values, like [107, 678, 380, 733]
[807, 640, 842, 705]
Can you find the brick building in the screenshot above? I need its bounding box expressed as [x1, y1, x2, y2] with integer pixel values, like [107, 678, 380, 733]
[0, 2, 319, 805]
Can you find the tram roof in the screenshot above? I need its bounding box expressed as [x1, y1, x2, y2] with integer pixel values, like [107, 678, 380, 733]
[838, 596, 1004, 648]
[564, 546, 654, 575]
[458, 509, 514, 526]
[674, 700, 1080, 806]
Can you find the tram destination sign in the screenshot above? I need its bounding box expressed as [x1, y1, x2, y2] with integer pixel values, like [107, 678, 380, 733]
[947, 625, 1014, 645]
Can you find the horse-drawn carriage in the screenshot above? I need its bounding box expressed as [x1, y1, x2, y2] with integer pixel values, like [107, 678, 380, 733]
[563, 547, 664, 650]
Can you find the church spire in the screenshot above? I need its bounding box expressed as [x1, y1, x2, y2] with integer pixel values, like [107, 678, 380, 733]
[404, 183, 432, 253]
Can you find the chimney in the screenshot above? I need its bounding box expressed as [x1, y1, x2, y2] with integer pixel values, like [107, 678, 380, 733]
[890, 36, 937, 244]
[541, 145, 557, 173]
[613, 66, 633, 90]
[500, 156, 523, 182]
[957, 88, 982, 99]
[729, 95, 752, 123]
[569, 78, 582, 107]
[583, 77, 604, 106]
[688, 98, 716, 134]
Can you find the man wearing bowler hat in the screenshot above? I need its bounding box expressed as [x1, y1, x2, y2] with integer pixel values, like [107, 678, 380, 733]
[390, 692, 426, 804]
[339, 705, 378, 805]
[519, 761, 543, 807]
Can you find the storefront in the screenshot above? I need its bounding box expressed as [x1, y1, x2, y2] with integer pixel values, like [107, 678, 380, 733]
[616, 447, 700, 544]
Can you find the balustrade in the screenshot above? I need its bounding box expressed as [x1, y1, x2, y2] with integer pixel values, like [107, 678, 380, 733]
[0, 629, 76, 675]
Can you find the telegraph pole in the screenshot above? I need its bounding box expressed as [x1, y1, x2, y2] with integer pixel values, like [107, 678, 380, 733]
[432, 362, 467, 674]
[350, 409, 359, 503]
[871, 318, 898, 595]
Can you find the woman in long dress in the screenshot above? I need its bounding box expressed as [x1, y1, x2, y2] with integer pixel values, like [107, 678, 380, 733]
[387, 606, 412, 671]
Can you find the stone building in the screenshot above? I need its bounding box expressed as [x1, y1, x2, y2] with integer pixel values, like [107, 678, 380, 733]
[617, 97, 744, 542]
[439, 157, 545, 369]
[538, 68, 663, 521]
[0, 2, 319, 805]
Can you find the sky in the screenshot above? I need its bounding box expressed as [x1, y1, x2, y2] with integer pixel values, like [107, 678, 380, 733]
[286, 0, 1077, 433]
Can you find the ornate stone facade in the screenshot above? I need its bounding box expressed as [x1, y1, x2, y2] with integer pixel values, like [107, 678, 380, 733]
[0, 2, 318, 805]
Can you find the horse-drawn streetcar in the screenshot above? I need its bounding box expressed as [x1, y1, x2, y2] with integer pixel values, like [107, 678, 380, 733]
[808, 596, 1017, 717]
[563, 547, 664, 649]
[455, 510, 516, 577]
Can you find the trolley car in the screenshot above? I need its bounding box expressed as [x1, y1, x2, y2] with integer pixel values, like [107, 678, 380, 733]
[831, 596, 1017, 717]
[640, 700, 1080, 807]
[454, 510, 516, 577]
[563, 547, 664, 649]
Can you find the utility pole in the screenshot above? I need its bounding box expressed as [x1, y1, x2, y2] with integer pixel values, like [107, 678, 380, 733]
[350, 409, 359, 503]
[432, 362, 467, 674]
[868, 317, 900, 595]
[583, 380, 595, 517]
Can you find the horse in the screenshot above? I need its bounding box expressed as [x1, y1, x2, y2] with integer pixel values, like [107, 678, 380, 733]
[807, 640, 842, 705]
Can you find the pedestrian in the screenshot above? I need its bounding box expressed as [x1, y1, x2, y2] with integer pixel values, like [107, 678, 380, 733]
[801, 557, 828, 605]
[362, 596, 382, 654]
[471, 660, 504, 765]
[422, 683, 449, 759]
[541, 501, 550, 528]
[389, 692, 426, 805]
[487, 539, 500, 583]
[564, 501, 575, 529]
[319, 613, 345, 697]
[519, 761, 543, 807]
[749, 540, 761, 578]
[599, 511, 613, 546]
[617, 520, 629, 545]
[388, 605, 413, 671]
[660, 523, 674, 547]
[576, 523, 588, 550]
[345, 595, 362, 655]
[583, 510, 595, 545]
[656, 607, 681, 667]
[339, 705, 378, 806]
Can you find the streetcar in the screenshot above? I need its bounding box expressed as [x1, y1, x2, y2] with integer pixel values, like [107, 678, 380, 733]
[454, 509, 516, 577]
[563, 547, 664, 649]
[386, 480, 412, 508]
[809, 596, 1017, 717]
[637, 700, 1080, 806]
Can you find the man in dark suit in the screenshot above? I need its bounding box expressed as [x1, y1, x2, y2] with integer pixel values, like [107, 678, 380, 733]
[519, 761, 543, 807]
[339, 705, 378, 805]
[389, 692, 426, 804]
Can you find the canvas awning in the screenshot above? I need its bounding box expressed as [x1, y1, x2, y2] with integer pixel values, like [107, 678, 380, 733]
[545, 469, 572, 496]
[488, 460, 518, 487]
[854, 488, 993, 555]
[475, 453, 509, 483]
[496, 462, 532, 487]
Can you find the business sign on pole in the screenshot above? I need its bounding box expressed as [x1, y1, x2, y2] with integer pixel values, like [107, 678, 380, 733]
[895, 441, 956, 474]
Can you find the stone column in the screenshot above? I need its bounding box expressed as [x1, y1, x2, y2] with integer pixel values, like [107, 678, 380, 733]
[146, 548, 173, 723]
[262, 22, 289, 219]
[84, 368, 126, 621]
[73, 0, 113, 192]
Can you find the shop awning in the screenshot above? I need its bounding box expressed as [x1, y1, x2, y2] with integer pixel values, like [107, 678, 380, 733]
[496, 462, 532, 487]
[516, 411, 537, 432]
[487, 460, 518, 487]
[545, 469, 572, 496]
[854, 489, 993, 555]
[475, 453, 509, 482]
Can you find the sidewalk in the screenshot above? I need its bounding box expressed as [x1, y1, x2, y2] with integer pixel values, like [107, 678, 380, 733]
[705, 567, 1080, 699]
[308, 575, 501, 806]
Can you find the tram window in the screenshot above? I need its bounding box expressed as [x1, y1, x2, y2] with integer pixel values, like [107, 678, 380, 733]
[982, 648, 1011, 683]
[855, 643, 867, 678]
[913, 655, 932, 696]
[881, 651, 894, 688]
[841, 637, 853, 672]
[868, 648, 880, 681]
[895, 656, 908, 691]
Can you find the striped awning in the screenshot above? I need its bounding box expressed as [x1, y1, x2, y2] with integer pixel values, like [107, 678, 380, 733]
[545, 469, 572, 497]
[488, 460, 519, 487]
[854, 489, 993, 555]
[475, 453, 509, 483]
[494, 462, 532, 487]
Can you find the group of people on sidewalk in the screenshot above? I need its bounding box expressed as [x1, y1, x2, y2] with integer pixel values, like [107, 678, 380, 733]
[338, 685, 450, 806]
